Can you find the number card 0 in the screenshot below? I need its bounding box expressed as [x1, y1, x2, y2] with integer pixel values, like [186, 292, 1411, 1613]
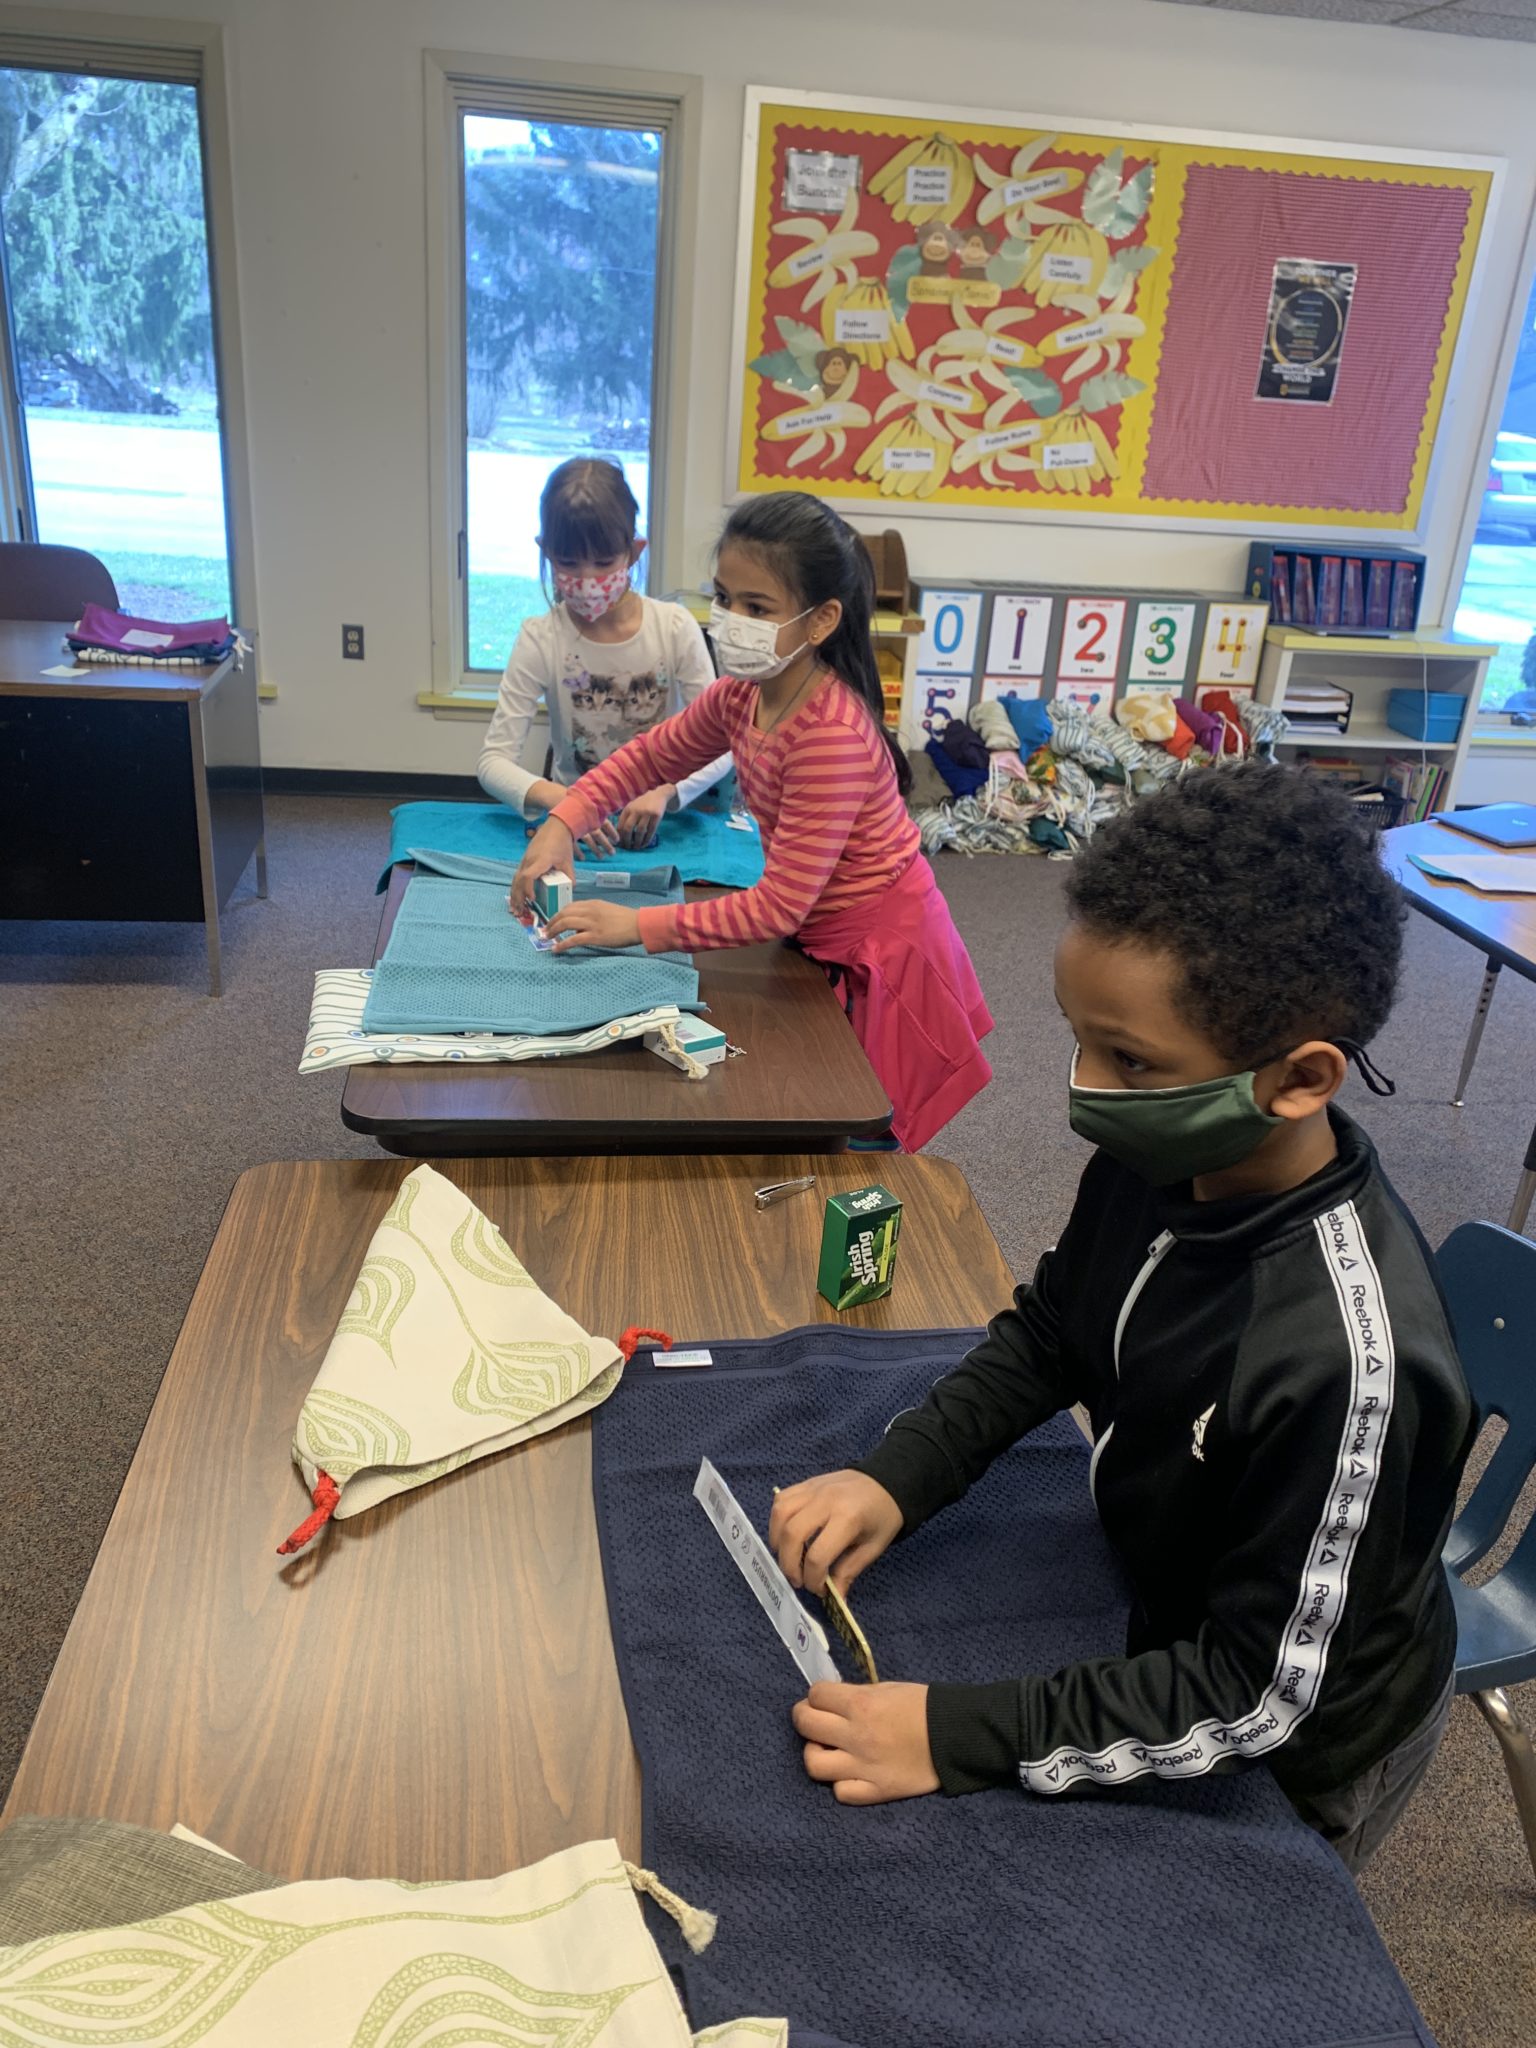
[984, 593, 1054, 678]
[1128, 602, 1196, 685]
[1197, 603, 1268, 686]
[1057, 597, 1126, 683]
[916, 589, 983, 676]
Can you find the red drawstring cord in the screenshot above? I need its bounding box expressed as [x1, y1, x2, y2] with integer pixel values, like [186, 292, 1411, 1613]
[618, 1327, 672, 1361]
[277, 1469, 340, 1555]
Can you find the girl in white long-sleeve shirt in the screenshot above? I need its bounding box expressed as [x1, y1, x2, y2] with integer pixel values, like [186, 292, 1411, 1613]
[477, 458, 727, 849]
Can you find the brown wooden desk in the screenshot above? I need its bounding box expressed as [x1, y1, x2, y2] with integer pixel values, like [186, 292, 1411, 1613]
[1381, 816, 1536, 1229]
[1, 1154, 1009, 1881]
[341, 866, 892, 1155]
[0, 618, 264, 994]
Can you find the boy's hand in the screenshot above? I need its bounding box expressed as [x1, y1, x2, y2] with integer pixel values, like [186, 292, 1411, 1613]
[616, 785, 675, 848]
[769, 1471, 903, 1595]
[793, 1681, 938, 1804]
[544, 899, 642, 953]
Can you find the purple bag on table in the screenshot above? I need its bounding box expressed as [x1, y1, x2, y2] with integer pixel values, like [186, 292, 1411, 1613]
[68, 603, 236, 664]
[1175, 698, 1224, 757]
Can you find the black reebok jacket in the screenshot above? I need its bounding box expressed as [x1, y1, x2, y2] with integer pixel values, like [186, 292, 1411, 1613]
[857, 1110, 1475, 1802]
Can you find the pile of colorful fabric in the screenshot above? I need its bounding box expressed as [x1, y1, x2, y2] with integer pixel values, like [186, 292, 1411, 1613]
[913, 689, 1289, 858]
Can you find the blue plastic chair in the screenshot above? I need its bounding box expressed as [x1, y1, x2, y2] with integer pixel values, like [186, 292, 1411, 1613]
[1439, 1220, 1536, 1878]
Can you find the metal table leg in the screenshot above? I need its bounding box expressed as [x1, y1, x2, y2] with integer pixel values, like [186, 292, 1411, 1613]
[1453, 960, 1501, 1107]
[1511, 1127, 1536, 1237]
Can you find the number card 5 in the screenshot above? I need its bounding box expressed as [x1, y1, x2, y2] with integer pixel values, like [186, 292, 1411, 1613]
[1057, 597, 1126, 683]
[1128, 602, 1196, 685]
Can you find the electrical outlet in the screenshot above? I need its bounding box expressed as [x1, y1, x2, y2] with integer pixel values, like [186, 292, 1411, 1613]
[343, 624, 365, 660]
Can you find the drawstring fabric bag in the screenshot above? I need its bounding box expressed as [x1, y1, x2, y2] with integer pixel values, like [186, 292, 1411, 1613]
[277, 1165, 655, 1554]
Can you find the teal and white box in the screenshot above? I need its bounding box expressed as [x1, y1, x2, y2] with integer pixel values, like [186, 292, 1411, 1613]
[645, 1015, 727, 1071]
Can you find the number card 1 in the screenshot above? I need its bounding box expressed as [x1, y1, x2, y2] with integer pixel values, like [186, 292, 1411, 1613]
[1057, 597, 1126, 683]
[984, 593, 1053, 678]
[1197, 602, 1268, 687]
[916, 589, 983, 676]
[1128, 601, 1196, 686]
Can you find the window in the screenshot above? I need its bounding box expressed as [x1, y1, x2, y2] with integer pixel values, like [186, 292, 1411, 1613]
[1454, 269, 1536, 717]
[427, 61, 687, 698]
[0, 35, 240, 622]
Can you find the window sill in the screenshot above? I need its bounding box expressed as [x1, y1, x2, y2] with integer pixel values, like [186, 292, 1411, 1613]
[418, 689, 499, 718]
[1471, 724, 1536, 748]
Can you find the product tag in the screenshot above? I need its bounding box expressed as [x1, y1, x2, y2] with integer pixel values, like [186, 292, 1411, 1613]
[657, 1348, 713, 1368]
[694, 1456, 838, 1685]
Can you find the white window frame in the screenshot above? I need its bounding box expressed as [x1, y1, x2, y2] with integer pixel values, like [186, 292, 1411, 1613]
[423, 50, 700, 704]
[0, 7, 259, 665]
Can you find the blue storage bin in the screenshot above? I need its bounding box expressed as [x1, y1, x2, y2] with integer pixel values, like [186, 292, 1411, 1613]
[1386, 689, 1464, 743]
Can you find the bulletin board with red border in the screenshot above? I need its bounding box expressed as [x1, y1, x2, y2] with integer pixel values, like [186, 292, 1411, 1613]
[729, 91, 1500, 532]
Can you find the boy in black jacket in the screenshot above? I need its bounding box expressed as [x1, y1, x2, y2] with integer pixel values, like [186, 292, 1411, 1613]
[771, 763, 1474, 1869]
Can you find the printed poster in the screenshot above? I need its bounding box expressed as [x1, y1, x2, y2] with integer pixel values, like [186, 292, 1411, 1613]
[1255, 259, 1357, 405]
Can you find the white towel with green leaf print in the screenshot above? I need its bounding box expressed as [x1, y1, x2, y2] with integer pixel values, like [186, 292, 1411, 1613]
[291, 1164, 623, 1524]
[0, 1838, 788, 2047]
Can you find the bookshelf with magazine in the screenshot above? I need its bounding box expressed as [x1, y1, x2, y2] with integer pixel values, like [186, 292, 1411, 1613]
[1253, 626, 1499, 816]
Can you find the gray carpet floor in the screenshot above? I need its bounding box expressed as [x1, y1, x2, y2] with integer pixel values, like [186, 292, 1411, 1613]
[2, 792, 1534, 2041]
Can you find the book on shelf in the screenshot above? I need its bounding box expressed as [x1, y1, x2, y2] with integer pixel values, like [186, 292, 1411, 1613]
[1284, 681, 1353, 735]
[1383, 755, 1446, 820]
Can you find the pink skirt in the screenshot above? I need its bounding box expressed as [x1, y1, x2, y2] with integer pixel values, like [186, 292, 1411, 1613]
[799, 856, 993, 1153]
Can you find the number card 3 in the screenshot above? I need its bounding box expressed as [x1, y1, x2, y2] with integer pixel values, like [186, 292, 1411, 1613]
[916, 589, 983, 676]
[984, 593, 1053, 678]
[1128, 602, 1196, 685]
[1197, 603, 1269, 686]
[1057, 597, 1126, 683]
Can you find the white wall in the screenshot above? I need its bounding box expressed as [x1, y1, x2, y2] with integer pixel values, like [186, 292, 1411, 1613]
[44, 0, 1536, 772]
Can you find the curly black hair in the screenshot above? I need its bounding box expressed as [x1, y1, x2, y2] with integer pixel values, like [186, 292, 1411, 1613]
[1064, 762, 1406, 1062]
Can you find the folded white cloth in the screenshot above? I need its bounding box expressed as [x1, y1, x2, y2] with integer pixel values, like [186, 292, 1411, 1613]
[280, 1165, 625, 1551]
[0, 1837, 787, 2046]
[300, 968, 681, 1071]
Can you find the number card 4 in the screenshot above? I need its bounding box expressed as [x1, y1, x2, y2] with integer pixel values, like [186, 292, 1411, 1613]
[1128, 602, 1196, 685]
[1057, 597, 1126, 683]
[1197, 603, 1269, 686]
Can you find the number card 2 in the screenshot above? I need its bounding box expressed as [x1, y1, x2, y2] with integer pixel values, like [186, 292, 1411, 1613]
[1057, 597, 1126, 683]
[916, 589, 983, 676]
[1128, 602, 1196, 685]
[984, 593, 1053, 678]
[1197, 603, 1268, 686]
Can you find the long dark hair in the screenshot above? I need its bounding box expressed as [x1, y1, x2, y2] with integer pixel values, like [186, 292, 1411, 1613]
[719, 493, 911, 795]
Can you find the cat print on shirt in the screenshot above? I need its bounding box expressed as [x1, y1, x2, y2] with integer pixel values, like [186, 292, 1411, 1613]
[564, 664, 670, 769]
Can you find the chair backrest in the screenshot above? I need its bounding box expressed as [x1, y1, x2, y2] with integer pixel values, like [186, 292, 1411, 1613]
[0, 542, 118, 621]
[1438, 1220, 1536, 1574]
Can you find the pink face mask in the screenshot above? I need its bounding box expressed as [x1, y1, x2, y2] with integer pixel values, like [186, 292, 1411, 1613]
[553, 562, 631, 623]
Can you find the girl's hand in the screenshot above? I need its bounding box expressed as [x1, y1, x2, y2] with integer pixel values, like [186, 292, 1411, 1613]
[792, 1681, 938, 1805]
[510, 818, 576, 922]
[577, 817, 621, 859]
[769, 1471, 904, 1596]
[543, 898, 642, 953]
[616, 784, 675, 850]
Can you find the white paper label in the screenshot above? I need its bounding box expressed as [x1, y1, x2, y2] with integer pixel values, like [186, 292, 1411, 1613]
[599, 871, 631, 887]
[694, 1457, 839, 1685]
[1055, 318, 1110, 347]
[784, 243, 834, 280]
[1043, 442, 1096, 470]
[777, 405, 838, 436]
[976, 422, 1046, 456]
[883, 445, 935, 472]
[657, 1348, 713, 1368]
[984, 335, 1027, 364]
[834, 308, 890, 344]
[121, 628, 176, 649]
[783, 149, 861, 214]
[1003, 170, 1074, 205]
[905, 162, 953, 208]
[914, 378, 973, 408]
[1042, 252, 1094, 284]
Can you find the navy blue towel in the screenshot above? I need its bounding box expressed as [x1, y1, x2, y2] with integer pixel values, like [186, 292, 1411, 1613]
[591, 1324, 1436, 2048]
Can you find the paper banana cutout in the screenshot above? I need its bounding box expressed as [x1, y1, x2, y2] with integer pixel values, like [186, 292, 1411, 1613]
[1037, 280, 1146, 381]
[820, 276, 914, 369]
[867, 132, 975, 225]
[767, 189, 880, 312]
[972, 134, 1084, 238]
[760, 363, 872, 470]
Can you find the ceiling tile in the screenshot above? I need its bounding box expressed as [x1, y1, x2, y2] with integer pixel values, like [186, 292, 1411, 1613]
[1201, 0, 1429, 18]
[1404, 3, 1536, 32]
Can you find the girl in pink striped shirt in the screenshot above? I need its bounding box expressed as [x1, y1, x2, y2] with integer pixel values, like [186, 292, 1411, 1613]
[511, 493, 992, 1151]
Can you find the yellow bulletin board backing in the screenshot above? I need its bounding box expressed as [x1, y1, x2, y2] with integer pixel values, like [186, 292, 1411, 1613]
[727, 90, 1501, 535]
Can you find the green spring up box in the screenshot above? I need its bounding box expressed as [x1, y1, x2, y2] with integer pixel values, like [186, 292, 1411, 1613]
[817, 1185, 903, 1310]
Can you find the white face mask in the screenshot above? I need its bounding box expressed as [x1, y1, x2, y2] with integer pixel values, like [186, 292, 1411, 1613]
[709, 601, 814, 681]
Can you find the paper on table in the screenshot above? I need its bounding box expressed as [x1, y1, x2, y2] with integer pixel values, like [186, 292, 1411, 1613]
[694, 1456, 839, 1686]
[1408, 851, 1536, 895]
[40, 663, 90, 677]
[279, 1164, 625, 1551]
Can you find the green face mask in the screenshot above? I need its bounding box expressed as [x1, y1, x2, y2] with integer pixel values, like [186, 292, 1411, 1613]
[1067, 1045, 1283, 1187]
